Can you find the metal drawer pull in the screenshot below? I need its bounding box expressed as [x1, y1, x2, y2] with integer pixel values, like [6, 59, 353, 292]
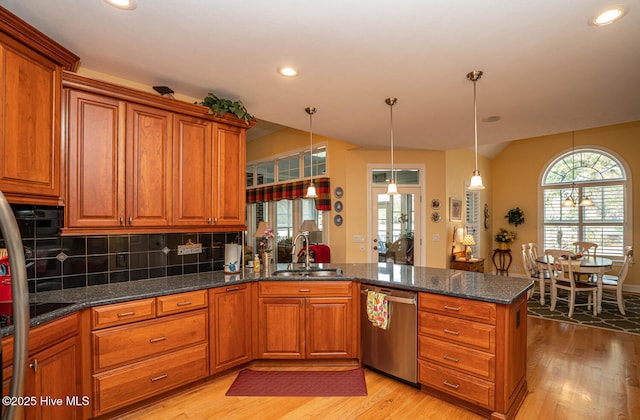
[150, 374, 168, 382]
[444, 305, 461, 311]
[443, 355, 460, 363]
[298, 289, 311, 292]
[443, 380, 460, 390]
[149, 336, 167, 343]
[443, 329, 460, 336]
[29, 359, 38, 372]
[176, 301, 192, 306]
[117, 311, 136, 317]
[226, 286, 240, 292]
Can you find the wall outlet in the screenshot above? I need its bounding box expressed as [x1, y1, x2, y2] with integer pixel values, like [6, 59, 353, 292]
[177, 243, 202, 255]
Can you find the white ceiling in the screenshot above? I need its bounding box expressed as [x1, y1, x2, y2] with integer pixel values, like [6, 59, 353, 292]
[3, 0, 639, 153]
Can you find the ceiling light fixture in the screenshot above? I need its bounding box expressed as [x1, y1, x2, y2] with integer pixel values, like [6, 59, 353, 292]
[278, 67, 298, 77]
[467, 70, 485, 190]
[103, 0, 137, 10]
[385, 97, 398, 195]
[562, 132, 593, 207]
[305, 107, 318, 198]
[590, 5, 629, 26]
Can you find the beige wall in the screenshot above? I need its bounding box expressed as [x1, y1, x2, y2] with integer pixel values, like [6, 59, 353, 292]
[491, 121, 640, 290]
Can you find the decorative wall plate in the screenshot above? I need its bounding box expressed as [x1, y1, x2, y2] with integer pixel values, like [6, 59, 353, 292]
[334, 200, 343, 212]
[334, 214, 343, 226]
[334, 187, 344, 198]
[431, 211, 442, 223]
[431, 198, 441, 210]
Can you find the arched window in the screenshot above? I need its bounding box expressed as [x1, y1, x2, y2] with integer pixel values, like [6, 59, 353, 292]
[541, 148, 629, 257]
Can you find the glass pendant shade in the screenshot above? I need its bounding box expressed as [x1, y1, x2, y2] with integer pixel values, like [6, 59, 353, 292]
[386, 180, 398, 195]
[579, 196, 594, 207]
[468, 171, 485, 190]
[305, 182, 317, 198]
[562, 196, 576, 207]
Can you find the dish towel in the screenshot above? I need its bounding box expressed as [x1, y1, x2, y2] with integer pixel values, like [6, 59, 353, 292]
[366, 291, 389, 330]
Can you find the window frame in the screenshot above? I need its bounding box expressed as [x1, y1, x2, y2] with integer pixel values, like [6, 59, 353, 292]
[539, 146, 632, 258]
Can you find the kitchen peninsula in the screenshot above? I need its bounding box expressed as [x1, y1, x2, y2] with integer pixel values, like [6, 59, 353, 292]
[2, 264, 533, 420]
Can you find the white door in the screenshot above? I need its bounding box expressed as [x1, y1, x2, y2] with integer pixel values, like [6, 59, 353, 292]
[370, 186, 422, 266]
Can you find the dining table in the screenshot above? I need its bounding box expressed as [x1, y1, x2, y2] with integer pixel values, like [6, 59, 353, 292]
[535, 255, 613, 313]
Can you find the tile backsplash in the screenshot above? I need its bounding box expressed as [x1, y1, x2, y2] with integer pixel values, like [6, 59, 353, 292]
[1, 205, 243, 295]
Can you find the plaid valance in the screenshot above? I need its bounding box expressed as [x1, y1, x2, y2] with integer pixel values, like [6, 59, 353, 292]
[246, 177, 331, 211]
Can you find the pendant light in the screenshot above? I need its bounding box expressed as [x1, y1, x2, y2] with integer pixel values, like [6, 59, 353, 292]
[386, 97, 398, 195]
[305, 107, 318, 198]
[561, 132, 594, 207]
[467, 70, 485, 190]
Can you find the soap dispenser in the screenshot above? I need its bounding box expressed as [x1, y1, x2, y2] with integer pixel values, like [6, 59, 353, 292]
[253, 254, 260, 273]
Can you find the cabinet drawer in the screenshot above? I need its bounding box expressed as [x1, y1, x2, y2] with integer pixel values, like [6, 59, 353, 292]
[419, 293, 496, 324]
[157, 290, 208, 316]
[259, 281, 352, 297]
[419, 360, 495, 410]
[93, 310, 207, 371]
[419, 312, 495, 353]
[92, 298, 156, 330]
[93, 343, 208, 416]
[419, 335, 495, 380]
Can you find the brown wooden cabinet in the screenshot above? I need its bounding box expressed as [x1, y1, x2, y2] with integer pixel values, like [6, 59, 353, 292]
[257, 281, 357, 359]
[63, 72, 252, 233]
[0, 7, 78, 205]
[2, 313, 83, 420]
[451, 258, 485, 273]
[417, 292, 527, 420]
[209, 284, 253, 373]
[90, 291, 209, 417]
[66, 91, 173, 229]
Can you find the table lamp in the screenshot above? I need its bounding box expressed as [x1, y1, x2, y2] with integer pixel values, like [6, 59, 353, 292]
[462, 234, 476, 260]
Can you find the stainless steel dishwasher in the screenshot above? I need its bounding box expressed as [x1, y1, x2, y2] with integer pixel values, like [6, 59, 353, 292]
[360, 284, 418, 385]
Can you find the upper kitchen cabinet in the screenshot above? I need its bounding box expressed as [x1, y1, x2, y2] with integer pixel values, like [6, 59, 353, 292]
[63, 72, 253, 234]
[0, 7, 79, 205]
[66, 90, 172, 229]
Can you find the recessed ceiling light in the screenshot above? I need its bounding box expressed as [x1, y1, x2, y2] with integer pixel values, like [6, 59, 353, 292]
[589, 5, 629, 26]
[278, 67, 298, 77]
[103, 0, 137, 10]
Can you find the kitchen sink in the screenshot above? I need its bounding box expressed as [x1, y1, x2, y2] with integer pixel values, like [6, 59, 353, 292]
[271, 268, 343, 278]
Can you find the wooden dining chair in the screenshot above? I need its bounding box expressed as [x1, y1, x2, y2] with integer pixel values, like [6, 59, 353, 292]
[545, 249, 597, 317]
[596, 246, 633, 315]
[527, 243, 550, 304]
[572, 241, 598, 281]
[520, 244, 535, 299]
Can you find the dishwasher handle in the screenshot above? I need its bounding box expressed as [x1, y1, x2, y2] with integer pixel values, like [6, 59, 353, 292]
[361, 289, 416, 305]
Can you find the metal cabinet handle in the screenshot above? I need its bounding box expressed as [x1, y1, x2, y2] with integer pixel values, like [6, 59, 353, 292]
[117, 311, 136, 317]
[176, 301, 192, 307]
[298, 289, 311, 292]
[129, 216, 133, 225]
[149, 336, 167, 343]
[443, 380, 460, 390]
[119, 217, 124, 225]
[443, 355, 460, 363]
[443, 329, 460, 336]
[444, 305, 461, 312]
[29, 359, 38, 372]
[226, 286, 240, 292]
[150, 374, 168, 382]
[207, 218, 212, 224]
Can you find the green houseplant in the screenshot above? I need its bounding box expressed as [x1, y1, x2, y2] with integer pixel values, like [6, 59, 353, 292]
[505, 207, 525, 227]
[197, 93, 255, 125]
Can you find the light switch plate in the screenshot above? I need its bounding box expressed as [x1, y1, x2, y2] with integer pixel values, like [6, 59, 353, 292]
[352, 235, 365, 243]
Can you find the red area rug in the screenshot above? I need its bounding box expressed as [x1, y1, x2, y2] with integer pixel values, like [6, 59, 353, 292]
[225, 368, 368, 397]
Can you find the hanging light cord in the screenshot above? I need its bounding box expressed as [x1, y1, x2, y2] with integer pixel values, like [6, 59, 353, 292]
[473, 78, 479, 173]
[386, 97, 398, 183]
[305, 107, 316, 183]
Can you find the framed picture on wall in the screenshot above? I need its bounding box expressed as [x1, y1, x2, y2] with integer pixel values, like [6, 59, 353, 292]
[450, 198, 462, 222]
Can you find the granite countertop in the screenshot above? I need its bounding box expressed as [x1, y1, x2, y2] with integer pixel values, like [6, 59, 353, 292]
[2, 263, 534, 336]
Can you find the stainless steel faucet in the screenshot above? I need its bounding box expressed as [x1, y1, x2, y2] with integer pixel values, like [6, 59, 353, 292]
[291, 231, 311, 269]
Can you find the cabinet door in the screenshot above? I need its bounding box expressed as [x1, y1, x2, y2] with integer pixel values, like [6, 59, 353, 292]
[66, 90, 125, 228]
[172, 115, 212, 226]
[0, 37, 62, 203]
[212, 123, 245, 226]
[27, 336, 81, 420]
[306, 297, 353, 358]
[210, 285, 252, 373]
[258, 298, 305, 359]
[126, 103, 172, 227]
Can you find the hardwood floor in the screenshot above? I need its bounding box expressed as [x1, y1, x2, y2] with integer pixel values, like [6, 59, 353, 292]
[115, 317, 640, 420]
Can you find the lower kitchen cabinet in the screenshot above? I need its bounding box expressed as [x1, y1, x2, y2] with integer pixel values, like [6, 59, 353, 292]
[90, 291, 209, 417]
[257, 281, 357, 359]
[417, 292, 527, 420]
[2, 313, 83, 420]
[209, 283, 253, 373]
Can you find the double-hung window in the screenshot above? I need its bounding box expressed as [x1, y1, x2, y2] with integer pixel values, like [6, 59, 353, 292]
[541, 148, 629, 257]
